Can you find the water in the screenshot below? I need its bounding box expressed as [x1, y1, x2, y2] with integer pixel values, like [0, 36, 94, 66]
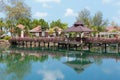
[0, 47, 120, 80]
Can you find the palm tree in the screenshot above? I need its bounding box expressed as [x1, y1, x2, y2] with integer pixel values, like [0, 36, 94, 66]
[5, 20, 16, 37]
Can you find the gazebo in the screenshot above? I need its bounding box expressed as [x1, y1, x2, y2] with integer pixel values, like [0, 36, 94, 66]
[63, 22, 92, 33]
[17, 24, 25, 38]
[64, 58, 92, 73]
[63, 21, 92, 41]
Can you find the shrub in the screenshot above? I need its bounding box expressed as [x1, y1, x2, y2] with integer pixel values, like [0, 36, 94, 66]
[4, 36, 11, 40]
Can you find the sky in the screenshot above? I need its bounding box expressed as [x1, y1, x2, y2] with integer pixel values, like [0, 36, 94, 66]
[0, 0, 120, 26]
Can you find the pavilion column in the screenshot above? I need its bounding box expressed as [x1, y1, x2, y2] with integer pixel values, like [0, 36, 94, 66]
[21, 30, 24, 38]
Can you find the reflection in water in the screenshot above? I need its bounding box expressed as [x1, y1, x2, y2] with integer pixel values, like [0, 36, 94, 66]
[0, 53, 31, 80]
[38, 69, 64, 80]
[65, 59, 92, 73]
[0, 46, 120, 80]
[91, 44, 120, 53]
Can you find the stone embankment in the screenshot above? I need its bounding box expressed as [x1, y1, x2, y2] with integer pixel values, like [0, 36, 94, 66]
[0, 40, 10, 50]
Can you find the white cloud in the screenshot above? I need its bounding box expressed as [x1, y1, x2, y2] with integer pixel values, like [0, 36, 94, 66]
[35, 0, 61, 3]
[64, 8, 77, 17]
[102, 68, 112, 74]
[34, 0, 60, 8]
[102, 0, 120, 6]
[34, 12, 48, 18]
[102, 0, 113, 4]
[42, 3, 52, 8]
[38, 69, 64, 80]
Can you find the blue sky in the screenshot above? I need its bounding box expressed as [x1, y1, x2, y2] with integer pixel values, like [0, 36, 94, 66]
[0, 0, 120, 26]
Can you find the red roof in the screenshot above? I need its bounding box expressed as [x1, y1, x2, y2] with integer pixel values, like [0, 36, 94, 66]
[17, 24, 25, 30]
[29, 26, 42, 32]
[63, 21, 92, 32]
[106, 26, 120, 32]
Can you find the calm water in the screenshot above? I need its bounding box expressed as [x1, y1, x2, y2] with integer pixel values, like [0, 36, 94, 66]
[0, 47, 120, 80]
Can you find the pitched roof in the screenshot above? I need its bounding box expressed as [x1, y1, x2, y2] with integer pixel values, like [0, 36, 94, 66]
[52, 26, 62, 32]
[29, 26, 42, 32]
[63, 21, 92, 32]
[106, 26, 120, 32]
[17, 24, 25, 30]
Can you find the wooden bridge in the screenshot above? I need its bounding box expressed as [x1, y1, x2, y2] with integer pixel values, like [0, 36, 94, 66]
[9, 37, 120, 52]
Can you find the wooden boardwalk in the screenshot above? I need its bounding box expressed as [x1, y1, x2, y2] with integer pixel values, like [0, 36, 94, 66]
[9, 37, 120, 52]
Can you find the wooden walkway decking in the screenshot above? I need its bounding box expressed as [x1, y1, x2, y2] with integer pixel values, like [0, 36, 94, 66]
[9, 37, 120, 52]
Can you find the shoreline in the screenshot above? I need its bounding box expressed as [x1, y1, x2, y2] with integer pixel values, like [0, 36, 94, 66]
[0, 40, 10, 50]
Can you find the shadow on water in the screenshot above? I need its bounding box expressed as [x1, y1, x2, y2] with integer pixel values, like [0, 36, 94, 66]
[0, 46, 120, 80]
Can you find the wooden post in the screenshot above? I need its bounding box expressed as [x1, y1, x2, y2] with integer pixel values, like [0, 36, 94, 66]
[30, 42, 32, 47]
[75, 44, 77, 50]
[58, 43, 59, 48]
[117, 43, 119, 53]
[88, 43, 91, 51]
[22, 41, 24, 46]
[34, 41, 36, 47]
[48, 42, 49, 48]
[105, 43, 107, 53]
[54, 42, 55, 48]
[44, 42, 45, 47]
[26, 41, 27, 47]
[38, 42, 41, 47]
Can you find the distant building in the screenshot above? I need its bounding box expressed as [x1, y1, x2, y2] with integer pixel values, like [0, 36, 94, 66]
[99, 26, 120, 38]
[29, 26, 48, 37]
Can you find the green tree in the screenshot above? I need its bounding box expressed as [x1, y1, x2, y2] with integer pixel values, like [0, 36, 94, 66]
[5, 20, 16, 37]
[31, 19, 49, 31]
[39, 19, 49, 31]
[77, 9, 92, 27]
[50, 19, 68, 29]
[31, 19, 39, 29]
[0, 18, 5, 36]
[17, 18, 32, 36]
[5, 1, 31, 20]
[76, 9, 108, 32]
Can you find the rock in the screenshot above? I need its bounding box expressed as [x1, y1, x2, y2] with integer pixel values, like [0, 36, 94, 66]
[0, 40, 10, 50]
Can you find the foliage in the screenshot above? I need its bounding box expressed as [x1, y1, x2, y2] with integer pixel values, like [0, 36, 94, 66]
[48, 28, 54, 35]
[5, 0, 31, 20]
[4, 36, 11, 40]
[50, 19, 68, 30]
[5, 20, 16, 37]
[39, 19, 49, 31]
[76, 9, 108, 32]
[0, 18, 4, 31]
[31, 19, 49, 31]
[77, 9, 92, 27]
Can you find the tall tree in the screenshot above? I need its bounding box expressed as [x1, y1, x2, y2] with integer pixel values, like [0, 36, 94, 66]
[39, 19, 49, 31]
[5, 20, 16, 37]
[92, 11, 108, 27]
[92, 11, 108, 32]
[50, 19, 68, 29]
[76, 9, 108, 32]
[0, 0, 31, 37]
[31, 19, 49, 31]
[5, 1, 31, 21]
[0, 18, 5, 36]
[77, 9, 92, 27]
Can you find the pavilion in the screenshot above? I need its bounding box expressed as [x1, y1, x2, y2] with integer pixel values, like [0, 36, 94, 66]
[17, 24, 25, 38]
[63, 21, 92, 41]
[64, 56, 92, 73]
